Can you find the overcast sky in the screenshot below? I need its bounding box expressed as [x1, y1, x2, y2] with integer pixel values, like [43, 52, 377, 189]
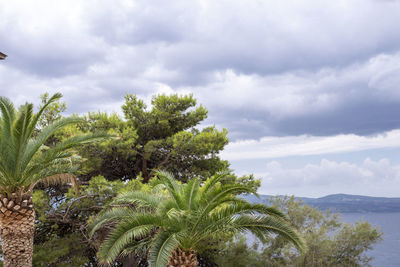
[2, 0, 400, 197]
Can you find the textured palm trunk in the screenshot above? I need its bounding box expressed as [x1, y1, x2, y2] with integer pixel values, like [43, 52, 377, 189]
[168, 248, 198, 267]
[0, 194, 35, 267]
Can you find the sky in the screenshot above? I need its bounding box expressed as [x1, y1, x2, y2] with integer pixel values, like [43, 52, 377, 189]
[1, 0, 400, 197]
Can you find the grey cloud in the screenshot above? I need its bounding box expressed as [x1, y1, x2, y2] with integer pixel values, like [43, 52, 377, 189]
[190, 52, 400, 139]
[131, 0, 400, 78]
[276, 101, 400, 136]
[87, 1, 191, 45]
[41, 0, 400, 83]
[0, 6, 107, 77]
[207, 95, 400, 140]
[2, 0, 400, 141]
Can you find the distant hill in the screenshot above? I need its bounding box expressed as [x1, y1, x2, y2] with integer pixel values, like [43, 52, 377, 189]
[243, 193, 400, 213]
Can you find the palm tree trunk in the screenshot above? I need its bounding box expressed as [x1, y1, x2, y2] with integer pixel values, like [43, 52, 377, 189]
[168, 248, 198, 267]
[0, 194, 35, 267]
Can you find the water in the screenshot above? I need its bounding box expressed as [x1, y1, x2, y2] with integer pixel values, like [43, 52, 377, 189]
[340, 212, 400, 267]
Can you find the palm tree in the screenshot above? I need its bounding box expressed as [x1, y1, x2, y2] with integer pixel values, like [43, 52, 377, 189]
[0, 93, 108, 267]
[90, 171, 307, 266]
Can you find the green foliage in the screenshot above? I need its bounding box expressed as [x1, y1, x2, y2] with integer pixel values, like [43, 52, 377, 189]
[32, 174, 156, 265]
[32, 190, 51, 222]
[90, 172, 305, 266]
[214, 236, 267, 267]
[122, 94, 207, 141]
[33, 234, 89, 267]
[213, 196, 383, 267]
[330, 222, 382, 266]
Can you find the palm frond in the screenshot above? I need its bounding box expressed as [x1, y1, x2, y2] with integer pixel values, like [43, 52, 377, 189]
[26, 93, 62, 137]
[110, 191, 164, 210]
[20, 116, 84, 171]
[183, 178, 200, 210]
[21, 152, 75, 185]
[192, 202, 289, 243]
[233, 215, 307, 253]
[156, 198, 180, 216]
[212, 202, 287, 219]
[148, 231, 179, 267]
[156, 170, 180, 192]
[19, 132, 109, 188]
[120, 236, 152, 257]
[192, 185, 257, 232]
[203, 184, 257, 202]
[98, 214, 163, 264]
[199, 171, 229, 196]
[156, 170, 185, 209]
[0, 97, 17, 180]
[12, 104, 34, 178]
[0, 96, 16, 143]
[89, 208, 136, 237]
[30, 132, 109, 169]
[22, 157, 80, 189]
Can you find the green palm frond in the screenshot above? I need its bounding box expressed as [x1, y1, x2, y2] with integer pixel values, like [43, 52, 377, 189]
[156, 198, 180, 216]
[233, 215, 307, 252]
[199, 171, 229, 195]
[13, 103, 34, 174]
[110, 191, 164, 209]
[0, 96, 16, 142]
[191, 184, 257, 233]
[182, 178, 200, 210]
[120, 236, 152, 257]
[157, 170, 180, 193]
[20, 116, 83, 171]
[89, 208, 136, 237]
[27, 93, 62, 135]
[156, 170, 185, 209]
[148, 231, 180, 267]
[97, 214, 163, 264]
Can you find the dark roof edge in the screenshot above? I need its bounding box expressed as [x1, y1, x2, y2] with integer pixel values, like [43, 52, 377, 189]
[0, 52, 7, 59]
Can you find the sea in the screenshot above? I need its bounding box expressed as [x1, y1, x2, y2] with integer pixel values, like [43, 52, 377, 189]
[246, 212, 400, 266]
[340, 212, 400, 267]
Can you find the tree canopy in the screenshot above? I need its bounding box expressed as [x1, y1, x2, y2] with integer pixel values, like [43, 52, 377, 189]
[72, 94, 229, 183]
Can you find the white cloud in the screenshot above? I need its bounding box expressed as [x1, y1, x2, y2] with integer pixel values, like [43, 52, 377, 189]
[222, 130, 400, 160]
[255, 158, 400, 197]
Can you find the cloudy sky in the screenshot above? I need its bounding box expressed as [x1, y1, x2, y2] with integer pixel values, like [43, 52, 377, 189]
[2, 0, 400, 197]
